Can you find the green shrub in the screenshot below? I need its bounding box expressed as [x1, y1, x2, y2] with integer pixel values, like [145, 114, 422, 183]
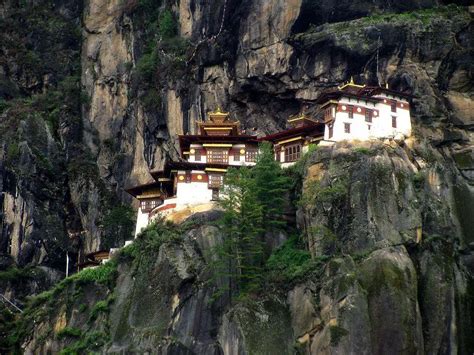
[56, 327, 82, 339]
[140, 88, 162, 111]
[301, 179, 348, 208]
[89, 294, 115, 322]
[59, 331, 109, 355]
[135, 49, 158, 82]
[158, 10, 177, 39]
[102, 205, 135, 249]
[266, 236, 325, 284]
[71, 260, 117, 286]
[0, 266, 34, 282]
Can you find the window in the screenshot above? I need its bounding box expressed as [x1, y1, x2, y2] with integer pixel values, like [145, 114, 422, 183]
[185, 171, 191, 183]
[348, 105, 353, 118]
[195, 149, 201, 162]
[344, 123, 351, 134]
[208, 174, 223, 188]
[392, 116, 397, 128]
[211, 189, 219, 201]
[245, 149, 258, 162]
[207, 149, 228, 164]
[391, 100, 397, 112]
[284, 144, 301, 162]
[365, 109, 372, 122]
[328, 124, 333, 139]
[367, 124, 371, 131]
[140, 199, 162, 213]
[233, 150, 241, 162]
[324, 108, 332, 121]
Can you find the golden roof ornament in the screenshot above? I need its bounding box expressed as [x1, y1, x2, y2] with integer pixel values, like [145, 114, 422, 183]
[337, 76, 366, 90]
[208, 106, 230, 123]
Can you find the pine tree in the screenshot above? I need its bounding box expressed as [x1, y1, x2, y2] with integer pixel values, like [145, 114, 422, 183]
[211, 146, 289, 300]
[253, 141, 290, 230]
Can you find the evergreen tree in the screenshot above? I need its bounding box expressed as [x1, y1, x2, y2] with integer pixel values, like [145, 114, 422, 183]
[213, 167, 264, 299]
[253, 141, 290, 230]
[211, 146, 290, 300]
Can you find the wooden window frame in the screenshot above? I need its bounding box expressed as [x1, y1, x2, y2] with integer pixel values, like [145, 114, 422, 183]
[194, 149, 201, 162]
[245, 149, 258, 163]
[348, 105, 354, 118]
[284, 143, 301, 162]
[328, 124, 333, 139]
[208, 174, 223, 188]
[344, 123, 351, 134]
[140, 198, 162, 213]
[365, 109, 372, 123]
[391, 100, 397, 113]
[207, 149, 229, 164]
[392, 116, 397, 128]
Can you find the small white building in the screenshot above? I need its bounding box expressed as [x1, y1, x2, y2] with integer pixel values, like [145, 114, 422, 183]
[318, 79, 412, 142]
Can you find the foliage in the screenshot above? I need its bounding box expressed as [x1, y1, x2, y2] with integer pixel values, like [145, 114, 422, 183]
[59, 331, 109, 355]
[158, 10, 177, 39]
[211, 145, 293, 299]
[140, 88, 162, 111]
[136, 49, 159, 83]
[0, 266, 34, 282]
[102, 205, 136, 249]
[89, 294, 115, 322]
[253, 142, 291, 230]
[265, 235, 325, 284]
[56, 327, 82, 339]
[356, 4, 464, 26]
[71, 260, 118, 287]
[214, 167, 265, 298]
[116, 218, 185, 267]
[300, 179, 348, 208]
[129, 3, 190, 110]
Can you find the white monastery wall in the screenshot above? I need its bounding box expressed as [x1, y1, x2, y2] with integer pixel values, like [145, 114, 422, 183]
[135, 208, 149, 237]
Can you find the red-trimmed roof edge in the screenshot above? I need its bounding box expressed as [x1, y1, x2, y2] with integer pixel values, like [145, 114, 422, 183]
[258, 124, 324, 143]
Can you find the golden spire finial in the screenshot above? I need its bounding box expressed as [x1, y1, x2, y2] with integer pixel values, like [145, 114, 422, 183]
[350, 76, 354, 84]
[385, 83, 389, 89]
[216, 105, 222, 113]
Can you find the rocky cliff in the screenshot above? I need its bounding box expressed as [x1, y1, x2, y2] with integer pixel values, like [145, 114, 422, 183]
[12, 141, 474, 354]
[1, 0, 473, 353]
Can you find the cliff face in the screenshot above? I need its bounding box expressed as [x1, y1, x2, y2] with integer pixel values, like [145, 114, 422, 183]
[1, 0, 473, 353]
[15, 141, 474, 354]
